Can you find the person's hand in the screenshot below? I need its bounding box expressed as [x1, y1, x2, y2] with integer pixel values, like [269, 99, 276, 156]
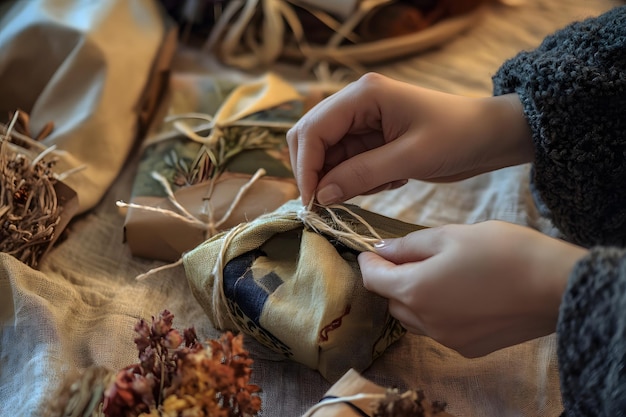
[287, 73, 534, 205]
[359, 221, 589, 358]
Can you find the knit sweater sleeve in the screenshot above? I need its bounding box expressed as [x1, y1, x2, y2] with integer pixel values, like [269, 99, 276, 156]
[557, 248, 626, 416]
[491, 6, 626, 416]
[491, 6, 626, 247]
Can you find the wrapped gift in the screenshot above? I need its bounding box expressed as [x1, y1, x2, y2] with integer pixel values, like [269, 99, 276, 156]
[122, 73, 309, 261]
[302, 369, 455, 417]
[183, 199, 426, 382]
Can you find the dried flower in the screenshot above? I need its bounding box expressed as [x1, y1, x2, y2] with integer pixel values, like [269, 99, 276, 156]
[107, 310, 260, 417]
[160, 331, 262, 417]
[47, 311, 261, 417]
[372, 388, 449, 417]
[103, 365, 156, 417]
[164, 124, 285, 190]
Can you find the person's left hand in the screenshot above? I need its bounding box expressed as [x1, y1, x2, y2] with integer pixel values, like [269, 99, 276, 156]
[359, 221, 588, 357]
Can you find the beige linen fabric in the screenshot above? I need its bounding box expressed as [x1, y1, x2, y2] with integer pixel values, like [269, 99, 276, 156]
[0, 1, 621, 416]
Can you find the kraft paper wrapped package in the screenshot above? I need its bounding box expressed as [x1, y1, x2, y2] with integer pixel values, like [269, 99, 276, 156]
[183, 199, 426, 382]
[301, 369, 455, 417]
[123, 73, 310, 261]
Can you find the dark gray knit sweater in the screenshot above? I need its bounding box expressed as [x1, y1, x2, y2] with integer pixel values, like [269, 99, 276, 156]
[492, 6, 626, 417]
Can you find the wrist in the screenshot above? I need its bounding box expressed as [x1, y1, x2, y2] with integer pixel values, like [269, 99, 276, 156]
[478, 93, 534, 169]
[532, 241, 589, 327]
[548, 244, 589, 308]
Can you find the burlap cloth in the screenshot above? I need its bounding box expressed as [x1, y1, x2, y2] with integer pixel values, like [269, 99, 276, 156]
[1, 0, 621, 416]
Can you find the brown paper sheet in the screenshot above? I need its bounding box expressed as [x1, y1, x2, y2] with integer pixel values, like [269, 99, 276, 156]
[125, 172, 298, 261]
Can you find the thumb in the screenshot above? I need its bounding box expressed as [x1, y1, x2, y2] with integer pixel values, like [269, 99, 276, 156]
[358, 251, 399, 298]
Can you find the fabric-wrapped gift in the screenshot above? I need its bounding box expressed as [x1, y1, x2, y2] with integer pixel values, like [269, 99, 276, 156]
[183, 199, 426, 382]
[122, 73, 312, 261]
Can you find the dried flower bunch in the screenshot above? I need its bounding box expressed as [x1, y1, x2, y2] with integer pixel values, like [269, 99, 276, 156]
[0, 110, 65, 268]
[47, 310, 261, 417]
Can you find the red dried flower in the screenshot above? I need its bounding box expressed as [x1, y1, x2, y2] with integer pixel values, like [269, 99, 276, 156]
[101, 310, 261, 417]
[103, 364, 156, 416]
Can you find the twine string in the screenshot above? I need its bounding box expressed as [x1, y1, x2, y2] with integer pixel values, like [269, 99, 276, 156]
[135, 258, 184, 281]
[150, 171, 199, 221]
[117, 168, 267, 236]
[214, 168, 265, 230]
[119, 168, 267, 281]
[301, 389, 420, 417]
[300, 393, 386, 417]
[210, 220, 251, 329]
[296, 198, 382, 252]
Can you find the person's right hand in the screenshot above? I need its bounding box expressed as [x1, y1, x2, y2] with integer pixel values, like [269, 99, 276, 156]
[287, 73, 534, 205]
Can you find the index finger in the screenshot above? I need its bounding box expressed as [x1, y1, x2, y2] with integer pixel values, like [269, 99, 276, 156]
[288, 84, 381, 204]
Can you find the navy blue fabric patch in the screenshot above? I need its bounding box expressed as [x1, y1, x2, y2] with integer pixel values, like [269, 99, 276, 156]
[223, 249, 284, 325]
[258, 271, 283, 293]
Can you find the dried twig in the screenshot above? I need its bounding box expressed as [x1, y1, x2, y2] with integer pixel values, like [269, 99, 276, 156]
[0, 111, 64, 268]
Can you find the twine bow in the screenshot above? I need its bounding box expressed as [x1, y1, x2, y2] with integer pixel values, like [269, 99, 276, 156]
[167, 73, 303, 146]
[148, 73, 303, 148]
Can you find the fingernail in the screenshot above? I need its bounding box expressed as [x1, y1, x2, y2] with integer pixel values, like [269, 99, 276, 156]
[374, 240, 386, 249]
[316, 184, 343, 205]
